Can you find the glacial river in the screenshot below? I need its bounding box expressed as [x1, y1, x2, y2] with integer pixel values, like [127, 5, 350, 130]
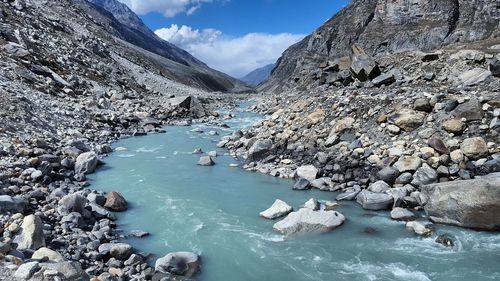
[89, 106, 500, 281]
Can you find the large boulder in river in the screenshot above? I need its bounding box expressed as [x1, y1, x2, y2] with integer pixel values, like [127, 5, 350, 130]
[356, 190, 393, 210]
[104, 191, 128, 212]
[74, 152, 98, 174]
[155, 252, 200, 277]
[421, 174, 500, 230]
[273, 208, 345, 235]
[197, 156, 215, 166]
[13, 214, 45, 250]
[248, 139, 272, 161]
[259, 199, 293, 219]
[296, 165, 319, 181]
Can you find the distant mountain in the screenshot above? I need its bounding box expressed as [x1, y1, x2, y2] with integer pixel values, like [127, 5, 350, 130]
[80, 0, 250, 92]
[240, 64, 275, 87]
[261, 0, 500, 92]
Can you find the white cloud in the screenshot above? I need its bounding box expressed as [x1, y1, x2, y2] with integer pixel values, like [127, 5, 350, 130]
[118, 0, 214, 17]
[155, 24, 305, 77]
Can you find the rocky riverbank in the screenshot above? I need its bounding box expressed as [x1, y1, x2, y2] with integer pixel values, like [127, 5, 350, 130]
[220, 46, 500, 237]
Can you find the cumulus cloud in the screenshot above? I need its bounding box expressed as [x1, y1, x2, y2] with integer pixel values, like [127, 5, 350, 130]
[118, 0, 214, 17]
[155, 24, 305, 77]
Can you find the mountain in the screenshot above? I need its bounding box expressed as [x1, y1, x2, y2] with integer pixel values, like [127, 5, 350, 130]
[240, 63, 275, 86]
[261, 0, 500, 92]
[78, 0, 250, 92]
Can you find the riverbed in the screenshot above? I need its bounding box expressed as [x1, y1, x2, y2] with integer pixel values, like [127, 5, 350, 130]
[88, 106, 500, 281]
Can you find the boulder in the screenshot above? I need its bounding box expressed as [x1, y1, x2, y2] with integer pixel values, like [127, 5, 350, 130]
[248, 139, 272, 161]
[427, 137, 449, 154]
[406, 221, 432, 236]
[460, 137, 489, 160]
[413, 98, 432, 112]
[368, 180, 391, 193]
[393, 156, 422, 172]
[0, 195, 26, 213]
[259, 199, 293, 219]
[303, 198, 320, 210]
[490, 53, 500, 77]
[390, 207, 417, 221]
[197, 156, 215, 166]
[349, 45, 379, 81]
[155, 252, 200, 277]
[442, 119, 465, 134]
[13, 215, 45, 250]
[376, 167, 400, 185]
[296, 165, 318, 181]
[356, 190, 393, 210]
[58, 194, 87, 214]
[273, 208, 345, 235]
[39, 261, 89, 281]
[372, 72, 395, 87]
[390, 110, 426, 131]
[32, 247, 64, 261]
[421, 174, 500, 230]
[410, 163, 438, 187]
[98, 243, 133, 260]
[104, 192, 128, 212]
[74, 152, 98, 174]
[458, 68, 492, 86]
[14, 261, 40, 280]
[293, 178, 311, 190]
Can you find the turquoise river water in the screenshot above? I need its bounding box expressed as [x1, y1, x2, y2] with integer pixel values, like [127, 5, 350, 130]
[88, 107, 500, 281]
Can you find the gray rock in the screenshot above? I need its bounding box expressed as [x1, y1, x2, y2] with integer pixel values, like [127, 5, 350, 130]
[406, 221, 432, 236]
[390, 110, 426, 132]
[74, 152, 98, 174]
[350, 45, 379, 81]
[58, 194, 88, 215]
[293, 178, 311, 190]
[421, 174, 500, 230]
[303, 198, 320, 210]
[368, 180, 391, 193]
[259, 199, 293, 219]
[390, 207, 417, 221]
[273, 208, 346, 235]
[356, 190, 394, 210]
[14, 261, 40, 280]
[376, 167, 400, 185]
[248, 139, 273, 161]
[393, 156, 422, 172]
[296, 165, 318, 181]
[0, 195, 26, 213]
[411, 163, 438, 187]
[155, 252, 200, 277]
[98, 243, 133, 260]
[38, 261, 89, 281]
[490, 53, 500, 77]
[13, 215, 45, 250]
[458, 68, 492, 86]
[197, 156, 215, 166]
[460, 137, 489, 160]
[372, 72, 395, 86]
[32, 247, 64, 261]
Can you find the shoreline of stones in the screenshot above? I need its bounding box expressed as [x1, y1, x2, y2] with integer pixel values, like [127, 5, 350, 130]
[0, 95, 247, 280]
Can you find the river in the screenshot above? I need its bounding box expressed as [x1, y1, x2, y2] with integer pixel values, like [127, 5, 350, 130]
[88, 105, 500, 281]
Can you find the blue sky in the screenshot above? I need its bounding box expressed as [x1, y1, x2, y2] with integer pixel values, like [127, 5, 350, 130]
[118, 0, 350, 77]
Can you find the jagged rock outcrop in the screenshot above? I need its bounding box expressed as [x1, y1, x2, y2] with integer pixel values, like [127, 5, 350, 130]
[261, 0, 500, 92]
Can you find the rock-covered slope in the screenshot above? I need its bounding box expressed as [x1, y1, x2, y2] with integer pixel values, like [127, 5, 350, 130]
[262, 0, 500, 92]
[240, 63, 275, 87]
[78, 0, 249, 92]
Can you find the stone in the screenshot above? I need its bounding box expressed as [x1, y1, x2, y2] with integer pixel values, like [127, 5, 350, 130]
[0, 195, 26, 213]
[390, 207, 417, 221]
[303, 198, 320, 210]
[293, 178, 311, 190]
[393, 156, 422, 172]
[296, 165, 318, 181]
[39, 261, 89, 281]
[490, 53, 500, 77]
[74, 152, 98, 175]
[376, 167, 400, 185]
[207, 151, 217, 157]
[273, 208, 345, 235]
[155, 252, 200, 277]
[356, 190, 393, 210]
[32, 247, 64, 261]
[435, 234, 455, 248]
[442, 119, 465, 134]
[387, 124, 401, 135]
[460, 137, 489, 160]
[453, 99, 483, 121]
[427, 137, 449, 154]
[197, 156, 215, 166]
[458, 68, 492, 86]
[372, 72, 395, 86]
[324, 201, 340, 210]
[368, 180, 391, 193]
[259, 199, 293, 219]
[58, 194, 87, 214]
[13, 215, 45, 250]
[104, 192, 128, 212]
[421, 174, 500, 230]
[350, 45, 379, 81]
[450, 150, 464, 163]
[109, 243, 133, 260]
[411, 163, 438, 187]
[14, 261, 40, 280]
[248, 139, 272, 161]
[390, 110, 425, 132]
[406, 221, 432, 236]
[414, 98, 432, 112]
